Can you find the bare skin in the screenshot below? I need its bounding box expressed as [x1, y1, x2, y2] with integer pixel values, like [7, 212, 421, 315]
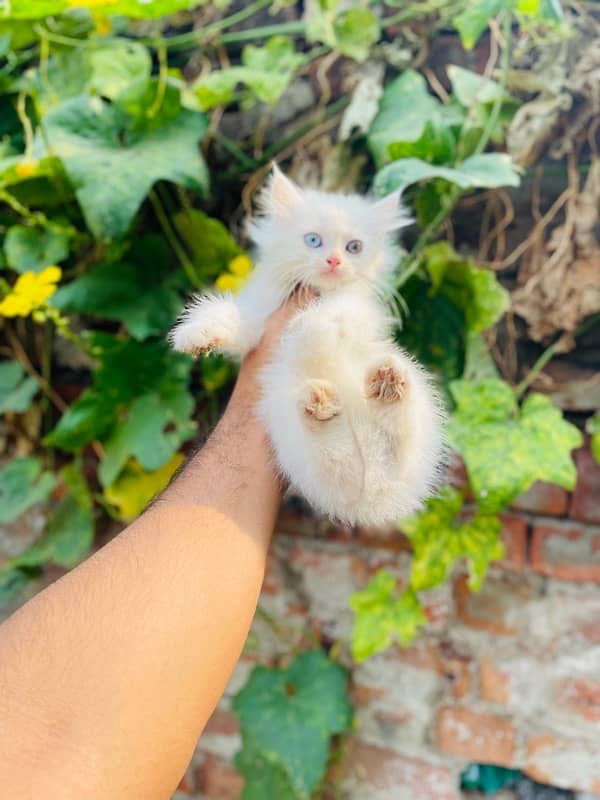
[0, 295, 307, 800]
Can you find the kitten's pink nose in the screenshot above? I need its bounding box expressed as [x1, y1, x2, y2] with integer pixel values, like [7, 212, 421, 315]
[326, 255, 341, 270]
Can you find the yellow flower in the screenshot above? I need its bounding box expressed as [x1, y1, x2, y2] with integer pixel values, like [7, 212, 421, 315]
[0, 265, 62, 318]
[215, 253, 253, 294]
[15, 159, 38, 179]
[93, 14, 112, 34]
[68, 0, 118, 7]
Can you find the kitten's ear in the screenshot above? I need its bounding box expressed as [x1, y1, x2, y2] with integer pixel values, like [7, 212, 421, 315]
[374, 189, 412, 232]
[264, 163, 303, 215]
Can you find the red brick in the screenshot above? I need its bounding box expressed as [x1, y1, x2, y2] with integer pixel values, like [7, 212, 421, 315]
[454, 573, 531, 636]
[555, 677, 600, 722]
[445, 451, 470, 495]
[434, 641, 473, 699]
[511, 481, 569, 516]
[350, 683, 386, 706]
[330, 739, 459, 800]
[176, 766, 196, 795]
[196, 753, 243, 800]
[525, 734, 600, 793]
[203, 708, 240, 737]
[496, 513, 528, 571]
[436, 706, 516, 765]
[480, 656, 510, 706]
[531, 522, 600, 582]
[571, 441, 600, 524]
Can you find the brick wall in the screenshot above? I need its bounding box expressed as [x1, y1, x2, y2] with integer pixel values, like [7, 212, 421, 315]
[179, 440, 600, 799]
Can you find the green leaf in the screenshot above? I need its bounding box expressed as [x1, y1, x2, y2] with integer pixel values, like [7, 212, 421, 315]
[422, 242, 510, 332]
[586, 411, 600, 464]
[447, 65, 508, 107]
[172, 208, 242, 285]
[52, 236, 182, 340]
[4, 224, 69, 273]
[45, 336, 196, 461]
[374, 152, 521, 194]
[3, 0, 208, 20]
[0, 568, 30, 608]
[307, 3, 380, 62]
[350, 571, 427, 661]
[0, 360, 38, 413]
[233, 650, 352, 797]
[102, 453, 184, 521]
[401, 487, 504, 592]
[41, 86, 208, 240]
[236, 737, 300, 800]
[195, 36, 304, 109]
[367, 70, 461, 168]
[453, 0, 508, 49]
[0, 457, 56, 524]
[447, 378, 583, 511]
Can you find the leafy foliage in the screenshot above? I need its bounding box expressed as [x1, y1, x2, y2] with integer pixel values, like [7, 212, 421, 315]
[0, 457, 56, 523]
[447, 379, 583, 511]
[350, 571, 427, 661]
[233, 650, 352, 798]
[587, 411, 600, 464]
[0, 361, 38, 413]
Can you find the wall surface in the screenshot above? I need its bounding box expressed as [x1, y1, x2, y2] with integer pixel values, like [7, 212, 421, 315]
[175, 439, 600, 799]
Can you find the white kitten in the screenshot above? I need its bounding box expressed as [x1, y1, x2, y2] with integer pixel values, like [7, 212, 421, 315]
[170, 166, 445, 525]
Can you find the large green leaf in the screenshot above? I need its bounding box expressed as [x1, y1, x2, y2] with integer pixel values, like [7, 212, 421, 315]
[447, 65, 509, 108]
[0, 457, 56, 524]
[452, 0, 508, 49]
[42, 85, 208, 240]
[447, 378, 583, 511]
[374, 152, 521, 194]
[52, 235, 182, 339]
[3, 225, 69, 273]
[172, 208, 242, 285]
[422, 242, 510, 332]
[350, 571, 427, 661]
[3, 0, 206, 19]
[368, 70, 462, 168]
[233, 650, 352, 798]
[45, 336, 196, 467]
[0, 360, 38, 413]
[102, 453, 183, 521]
[195, 36, 304, 109]
[401, 487, 504, 592]
[236, 738, 300, 800]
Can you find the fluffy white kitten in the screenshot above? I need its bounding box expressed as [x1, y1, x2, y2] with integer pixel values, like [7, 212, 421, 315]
[170, 166, 445, 525]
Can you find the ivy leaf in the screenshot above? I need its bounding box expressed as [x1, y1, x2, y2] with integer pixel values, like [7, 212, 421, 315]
[374, 153, 521, 194]
[0, 457, 56, 524]
[233, 650, 352, 798]
[4, 0, 208, 19]
[4, 224, 69, 272]
[422, 242, 510, 332]
[10, 463, 93, 570]
[586, 411, 600, 464]
[0, 360, 38, 414]
[195, 36, 304, 109]
[447, 65, 509, 107]
[350, 571, 426, 661]
[172, 208, 242, 285]
[0, 568, 29, 608]
[447, 378, 583, 511]
[45, 336, 196, 455]
[236, 738, 300, 800]
[52, 237, 182, 340]
[401, 487, 504, 592]
[307, 3, 380, 62]
[103, 453, 184, 521]
[42, 85, 208, 240]
[453, 0, 508, 49]
[368, 70, 462, 168]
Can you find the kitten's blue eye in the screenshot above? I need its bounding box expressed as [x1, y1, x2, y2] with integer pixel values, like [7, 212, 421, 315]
[346, 239, 362, 254]
[304, 232, 322, 248]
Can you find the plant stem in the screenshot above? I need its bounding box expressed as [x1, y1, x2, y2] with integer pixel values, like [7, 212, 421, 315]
[515, 339, 560, 399]
[4, 323, 68, 414]
[474, 11, 513, 156]
[219, 20, 305, 45]
[213, 131, 257, 169]
[149, 189, 198, 286]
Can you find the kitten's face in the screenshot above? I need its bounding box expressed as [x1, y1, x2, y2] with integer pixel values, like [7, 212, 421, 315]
[249, 167, 409, 293]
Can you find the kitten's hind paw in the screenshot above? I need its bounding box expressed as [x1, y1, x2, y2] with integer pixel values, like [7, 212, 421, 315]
[302, 379, 342, 422]
[366, 359, 407, 403]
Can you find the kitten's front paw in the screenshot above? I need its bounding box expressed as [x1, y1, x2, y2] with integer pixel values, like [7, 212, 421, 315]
[169, 295, 240, 357]
[302, 379, 342, 422]
[366, 359, 407, 403]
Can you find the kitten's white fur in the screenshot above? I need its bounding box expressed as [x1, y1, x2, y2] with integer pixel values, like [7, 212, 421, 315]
[170, 166, 445, 525]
